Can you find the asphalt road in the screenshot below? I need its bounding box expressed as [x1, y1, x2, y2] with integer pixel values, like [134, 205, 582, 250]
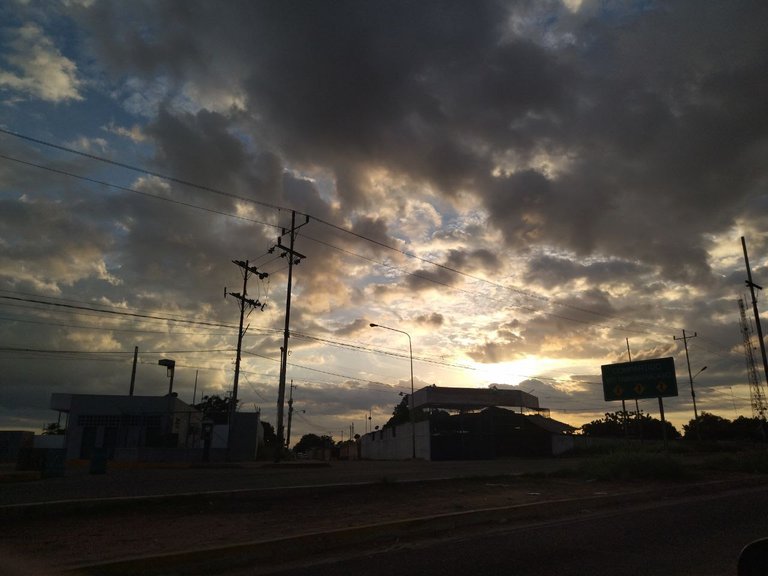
[259, 484, 768, 576]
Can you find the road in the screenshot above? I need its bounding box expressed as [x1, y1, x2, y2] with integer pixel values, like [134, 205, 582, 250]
[257, 485, 768, 576]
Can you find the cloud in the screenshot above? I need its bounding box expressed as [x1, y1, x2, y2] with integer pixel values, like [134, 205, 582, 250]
[0, 22, 82, 102]
[2, 1, 767, 436]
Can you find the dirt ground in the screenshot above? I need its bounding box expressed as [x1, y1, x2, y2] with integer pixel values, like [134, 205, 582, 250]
[4, 467, 747, 576]
[0, 474, 663, 573]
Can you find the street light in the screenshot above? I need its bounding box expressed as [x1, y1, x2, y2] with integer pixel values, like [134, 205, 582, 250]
[691, 365, 707, 413]
[158, 358, 176, 395]
[370, 323, 416, 459]
[689, 365, 707, 440]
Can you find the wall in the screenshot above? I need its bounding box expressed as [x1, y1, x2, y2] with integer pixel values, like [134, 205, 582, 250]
[0, 431, 33, 463]
[361, 420, 430, 460]
[52, 394, 201, 460]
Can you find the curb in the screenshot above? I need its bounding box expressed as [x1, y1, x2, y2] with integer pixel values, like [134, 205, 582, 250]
[62, 476, 767, 576]
[0, 479, 381, 519]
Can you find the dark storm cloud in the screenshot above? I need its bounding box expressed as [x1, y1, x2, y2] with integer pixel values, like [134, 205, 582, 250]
[4, 0, 766, 432]
[75, 1, 768, 285]
[526, 255, 648, 288]
[415, 313, 444, 327]
[72, 1, 768, 284]
[405, 265, 461, 292]
[146, 108, 247, 188]
[145, 107, 283, 206]
[444, 249, 500, 274]
[349, 216, 393, 254]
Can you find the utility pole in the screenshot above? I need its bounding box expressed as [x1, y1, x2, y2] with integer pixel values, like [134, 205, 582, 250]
[742, 236, 768, 387]
[285, 380, 295, 448]
[674, 329, 700, 440]
[625, 339, 644, 440]
[226, 259, 268, 455]
[274, 211, 310, 461]
[129, 345, 138, 396]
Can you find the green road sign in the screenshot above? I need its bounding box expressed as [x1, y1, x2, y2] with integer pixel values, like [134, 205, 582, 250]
[601, 357, 678, 401]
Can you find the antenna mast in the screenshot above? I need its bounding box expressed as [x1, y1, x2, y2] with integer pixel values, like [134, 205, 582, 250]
[739, 298, 766, 419]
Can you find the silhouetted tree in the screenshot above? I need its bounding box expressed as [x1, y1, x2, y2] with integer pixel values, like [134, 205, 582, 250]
[193, 394, 238, 425]
[293, 433, 332, 453]
[383, 395, 426, 429]
[582, 410, 680, 440]
[581, 411, 627, 437]
[258, 421, 278, 460]
[683, 412, 732, 441]
[261, 421, 277, 445]
[683, 412, 767, 441]
[42, 422, 65, 435]
[731, 416, 767, 441]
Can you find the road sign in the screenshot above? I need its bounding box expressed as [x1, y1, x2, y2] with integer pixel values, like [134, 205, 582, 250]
[601, 357, 678, 401]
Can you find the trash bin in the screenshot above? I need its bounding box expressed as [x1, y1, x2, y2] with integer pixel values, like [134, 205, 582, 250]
[89, 447, 108, 475]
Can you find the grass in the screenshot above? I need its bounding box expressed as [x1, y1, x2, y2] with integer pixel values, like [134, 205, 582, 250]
[552, 449, 698, 482]
[701, 449, 768, 474]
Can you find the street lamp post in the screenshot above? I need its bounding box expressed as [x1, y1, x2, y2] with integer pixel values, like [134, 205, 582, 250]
[690, 365, 707, 439]
[370, 323, 416, 459]
[158, 359, 176, 395]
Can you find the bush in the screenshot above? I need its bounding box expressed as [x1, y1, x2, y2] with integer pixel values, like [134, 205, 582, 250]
[575, 451, 696, 482]
[702, 450, 768, 474]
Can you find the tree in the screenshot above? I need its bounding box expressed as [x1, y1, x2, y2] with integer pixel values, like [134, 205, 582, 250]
[731, 416, 767, 441]
[581, 411, 626, 437]
[42, 422, 65, 435]
[683, 413, 767, 441]
[581, 411, 680, 440]
[193, 394, 238, 425]
[261, 421, 277, 445]
[684, 412, 731, 441]
[256, 421, 278, 460]
[293, 433, 333, 454]
[383, 395, 426, 429]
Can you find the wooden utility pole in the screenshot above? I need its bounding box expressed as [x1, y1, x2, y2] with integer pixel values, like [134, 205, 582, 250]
[674, 329, 700, 440]
[285, 381, 295, 448]
[226, 260, 268, 455]
[275, 211, 309, 461]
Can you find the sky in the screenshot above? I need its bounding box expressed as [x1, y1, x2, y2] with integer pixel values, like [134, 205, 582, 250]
[1, 0, 767, 443]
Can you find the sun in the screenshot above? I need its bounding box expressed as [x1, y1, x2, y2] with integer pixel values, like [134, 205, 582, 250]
[473, 355, 563, 387]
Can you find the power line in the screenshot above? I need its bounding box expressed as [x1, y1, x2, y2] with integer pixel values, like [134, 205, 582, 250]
[0, 346, 232, 355]
[0, 127, 284, 213]
[0, 294, 237, 329]
[0, 314, 232, 336]
[0, 127, 706, 337]
[0, 152, 281, 230]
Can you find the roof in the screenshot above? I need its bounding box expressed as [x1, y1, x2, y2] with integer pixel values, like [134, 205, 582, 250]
[411, 386, 540, 410]
[525, 414, 576, 434]
[50, 393, 193, 413]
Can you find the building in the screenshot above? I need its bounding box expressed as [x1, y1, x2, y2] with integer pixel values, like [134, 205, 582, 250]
[50, 393, 263, 463]
[51, 393, 203, 462]
[361, 386, 576, 460]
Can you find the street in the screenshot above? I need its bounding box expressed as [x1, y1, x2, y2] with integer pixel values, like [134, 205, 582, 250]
[259, 485, 768, 576]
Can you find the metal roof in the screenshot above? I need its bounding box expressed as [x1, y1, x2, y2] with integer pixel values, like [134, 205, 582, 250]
[411, 386, 540, 410]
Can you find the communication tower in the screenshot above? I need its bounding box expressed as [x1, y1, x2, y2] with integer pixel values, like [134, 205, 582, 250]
[739, 298, 767, 420]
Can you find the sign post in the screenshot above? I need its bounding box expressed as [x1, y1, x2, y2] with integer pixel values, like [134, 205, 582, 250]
[601, 357, 678, 449]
